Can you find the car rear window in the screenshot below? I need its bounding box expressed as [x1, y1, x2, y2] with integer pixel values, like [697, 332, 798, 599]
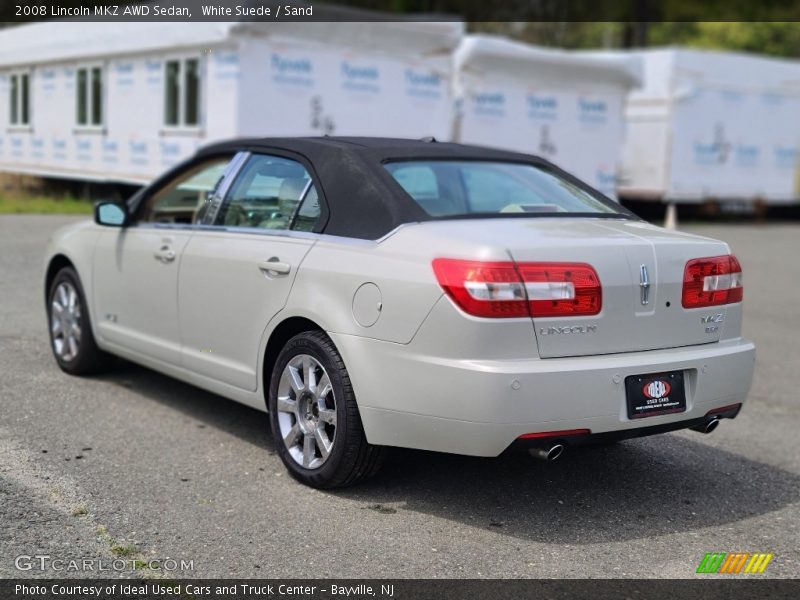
[384, 160, 623, 217]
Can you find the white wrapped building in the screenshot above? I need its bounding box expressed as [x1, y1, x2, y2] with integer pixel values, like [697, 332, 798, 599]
[0, 20, 463, 184]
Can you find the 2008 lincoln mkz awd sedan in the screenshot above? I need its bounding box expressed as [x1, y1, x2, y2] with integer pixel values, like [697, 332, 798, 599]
[44, 137, 755, 488]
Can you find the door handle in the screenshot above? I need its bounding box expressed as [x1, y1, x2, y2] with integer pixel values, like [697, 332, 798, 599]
[258, 258, 291, 277]
[154, 245, 176, 263]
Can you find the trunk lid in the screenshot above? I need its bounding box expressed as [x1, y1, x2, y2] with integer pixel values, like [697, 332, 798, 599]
[502, 219, 730, 358]
[399, 217, 734, 358]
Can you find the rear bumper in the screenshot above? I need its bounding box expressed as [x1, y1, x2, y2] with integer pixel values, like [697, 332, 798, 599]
[510, 402, 742, 451]
[332, 330, 756, 457]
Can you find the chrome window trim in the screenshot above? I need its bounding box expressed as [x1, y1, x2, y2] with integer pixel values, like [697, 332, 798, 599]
[192, 224, 321, 242]
[128, 222, 197, 232]
[126, 222, 321, 244]
[202, 151, 250, 226]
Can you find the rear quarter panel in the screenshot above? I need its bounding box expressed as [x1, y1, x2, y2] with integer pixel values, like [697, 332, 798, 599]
[288, 230, 472, 343]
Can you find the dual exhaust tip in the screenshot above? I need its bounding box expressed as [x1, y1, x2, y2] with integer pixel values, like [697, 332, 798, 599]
[528, 417, 721, 461]
[692, 416, 720, 435]
[529, 443, 565, 462]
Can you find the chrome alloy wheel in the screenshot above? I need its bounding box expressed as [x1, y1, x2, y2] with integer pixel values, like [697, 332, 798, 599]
[276, 354, 337, 469]
[51, 281, 82, 362]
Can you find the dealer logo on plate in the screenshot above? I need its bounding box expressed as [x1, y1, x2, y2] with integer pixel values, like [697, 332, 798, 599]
[643, 380, 671, 399]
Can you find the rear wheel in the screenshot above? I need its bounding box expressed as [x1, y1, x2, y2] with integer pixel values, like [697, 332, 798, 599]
[47, 266, 115, 375]
[268, 331, 385, 488]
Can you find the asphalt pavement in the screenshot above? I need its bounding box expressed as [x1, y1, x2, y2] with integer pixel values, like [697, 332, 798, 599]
[0, 216, 798, 579]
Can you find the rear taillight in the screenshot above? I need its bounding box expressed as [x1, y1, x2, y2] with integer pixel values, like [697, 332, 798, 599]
[431, 259, 528, 318]
[432, 259, 602, 319]
[682, 255, 743, 309]
[516, 263, 602, 317]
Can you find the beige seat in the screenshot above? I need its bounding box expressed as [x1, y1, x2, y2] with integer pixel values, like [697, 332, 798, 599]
[258, 178, 308, 229]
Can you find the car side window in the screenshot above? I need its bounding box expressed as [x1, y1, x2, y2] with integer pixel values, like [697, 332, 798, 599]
[292, 185, 321, 232]
[216, 154, 321, 231]
[139, 156, 233, 224]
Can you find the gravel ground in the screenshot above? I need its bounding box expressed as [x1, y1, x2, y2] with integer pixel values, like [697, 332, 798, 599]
[0, 216, 798, 579]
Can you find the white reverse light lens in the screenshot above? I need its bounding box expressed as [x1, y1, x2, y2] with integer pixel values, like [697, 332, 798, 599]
[703, 273, 734, 292]
[464, 281, 526, 301]
[524, 281, 576, 300]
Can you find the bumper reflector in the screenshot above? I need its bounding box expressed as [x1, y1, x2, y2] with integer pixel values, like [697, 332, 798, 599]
[518, 428, 591, 440]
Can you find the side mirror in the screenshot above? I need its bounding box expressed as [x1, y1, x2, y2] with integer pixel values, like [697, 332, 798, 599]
[94, 201, 129, 227]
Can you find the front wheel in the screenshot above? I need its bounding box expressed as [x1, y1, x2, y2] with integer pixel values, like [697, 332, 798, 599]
[268, 331, 385, 488]
[47, 266, 115, 375]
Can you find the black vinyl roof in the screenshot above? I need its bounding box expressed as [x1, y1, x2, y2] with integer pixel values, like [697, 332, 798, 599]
[181, 136, 627, 240]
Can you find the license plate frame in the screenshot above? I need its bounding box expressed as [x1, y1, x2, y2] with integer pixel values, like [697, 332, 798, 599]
[625, 371, 687, 420]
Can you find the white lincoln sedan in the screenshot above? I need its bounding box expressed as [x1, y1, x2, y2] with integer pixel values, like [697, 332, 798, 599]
[44, 137, 755, 488]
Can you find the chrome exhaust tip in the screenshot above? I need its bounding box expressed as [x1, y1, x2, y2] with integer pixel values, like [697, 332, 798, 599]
[692, 417, 720, 435]
[529, 443, 565, 461]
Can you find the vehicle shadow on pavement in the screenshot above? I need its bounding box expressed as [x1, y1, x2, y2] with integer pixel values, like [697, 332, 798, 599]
[97, 360, 274, 451]
[102, 361, 799, 546]
[339, 439, 800, 544]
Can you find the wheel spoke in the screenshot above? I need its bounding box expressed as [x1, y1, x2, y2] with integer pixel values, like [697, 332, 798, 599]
[67, 287, 78, 310]
[287, 365, 304, 394]
[276, 396, 297, 414]
[318, 408, 336, 426]
[51, 318, 63, 336]
[314, 428, 332, 459]
[51, 301, 64, 316]
[315, 373, 331, 400]
[283, 423, 301, 447]
[303, 356, 317, 392]
[67, 335, 78, 359]
[57, 284, 68, 307]
[302, 433, 315, 467]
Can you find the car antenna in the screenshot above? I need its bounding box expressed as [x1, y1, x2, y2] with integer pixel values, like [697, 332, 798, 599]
[420, 136, 437, 143]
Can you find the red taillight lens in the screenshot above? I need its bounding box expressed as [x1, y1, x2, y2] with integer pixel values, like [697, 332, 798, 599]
[682, 255, 743, 309]
[432, 259, 602, 318]
[431, 259, 528, 318]
[517, 262, 602, 317]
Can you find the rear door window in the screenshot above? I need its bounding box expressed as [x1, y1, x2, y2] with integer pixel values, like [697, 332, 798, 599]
[216, 154, 322, 231]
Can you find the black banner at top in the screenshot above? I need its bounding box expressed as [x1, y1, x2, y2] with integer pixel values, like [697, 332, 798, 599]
[4, 0, 800, 23]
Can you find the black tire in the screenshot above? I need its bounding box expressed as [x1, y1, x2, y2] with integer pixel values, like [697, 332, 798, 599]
[268, 331, 385, 488]
[47, 266, 115, 375]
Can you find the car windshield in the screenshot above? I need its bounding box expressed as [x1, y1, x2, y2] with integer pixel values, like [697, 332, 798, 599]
[384, 160, 624, 218]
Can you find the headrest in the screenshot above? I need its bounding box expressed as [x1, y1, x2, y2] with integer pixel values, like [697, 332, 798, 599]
[278, 178, 308, 203]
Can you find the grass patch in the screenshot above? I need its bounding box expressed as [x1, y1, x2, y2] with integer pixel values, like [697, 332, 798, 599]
[0, 193, 93, 215]
[111, 544, 137, 557]
[96, 524, 138, 559]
